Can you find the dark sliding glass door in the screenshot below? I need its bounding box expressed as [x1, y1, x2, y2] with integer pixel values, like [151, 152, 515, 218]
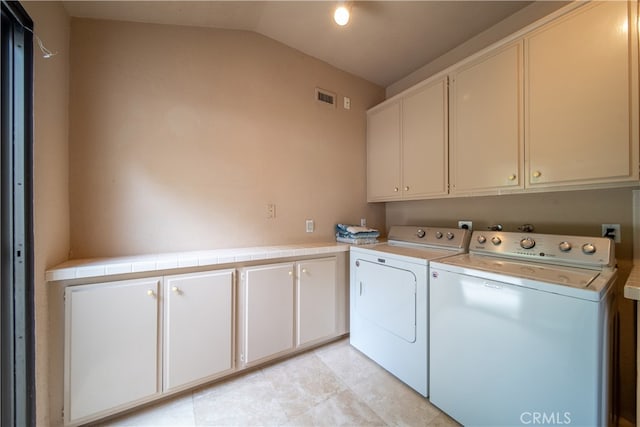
[1, 1, 35, 426]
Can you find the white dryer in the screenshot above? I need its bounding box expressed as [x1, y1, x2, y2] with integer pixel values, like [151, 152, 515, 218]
[350, 225, 471, 397]
[429, 231, 617, 426]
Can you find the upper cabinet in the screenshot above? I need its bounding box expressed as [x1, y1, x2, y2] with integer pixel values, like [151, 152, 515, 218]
[367, 77, 448, 202]
[367, 1, 639, 201]
[367, 100, 401, 201]
[525, 1, 639, 188]
[450, 42, 524, 195]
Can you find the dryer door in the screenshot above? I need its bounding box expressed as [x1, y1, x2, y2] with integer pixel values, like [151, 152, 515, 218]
[354, 259, 417, 343]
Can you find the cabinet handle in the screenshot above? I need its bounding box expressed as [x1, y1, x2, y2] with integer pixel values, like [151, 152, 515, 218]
[171, 286, 180, 293]
[533, 171, 542, 178]
[146, 289, 155, 297]
[508, 174, 516, 181]
[394, 187, 399, 192]
[302, 268, 308, 274]
[404, 186, 409, 191]
[288, 271, 293, 276]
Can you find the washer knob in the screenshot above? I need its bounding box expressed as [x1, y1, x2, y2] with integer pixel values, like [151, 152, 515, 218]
[446, 232, 454, 240]
[582, 243, 596, 254]
[416, 229, 426, 238]
[559, 241, 572, 252]
[477, 235, 487, 244]
[435, 231, 443, 239]
[520, 237, 535, 249]
[491, 236, 502, 245]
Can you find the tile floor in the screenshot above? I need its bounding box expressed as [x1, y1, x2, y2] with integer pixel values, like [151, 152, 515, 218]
[99, 338, 460, 427]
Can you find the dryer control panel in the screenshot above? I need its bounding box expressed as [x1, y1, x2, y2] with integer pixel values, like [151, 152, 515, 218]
[387, 226, 471, 250]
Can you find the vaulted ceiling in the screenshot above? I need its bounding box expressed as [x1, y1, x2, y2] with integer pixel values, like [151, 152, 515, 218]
[62, 1, 535, 87]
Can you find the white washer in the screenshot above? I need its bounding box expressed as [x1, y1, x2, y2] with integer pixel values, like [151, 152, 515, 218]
[429, 231, 617, 426]
[350, 225, 471, 396]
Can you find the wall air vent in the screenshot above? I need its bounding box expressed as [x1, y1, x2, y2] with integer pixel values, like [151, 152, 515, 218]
[315, 88, 336, 108]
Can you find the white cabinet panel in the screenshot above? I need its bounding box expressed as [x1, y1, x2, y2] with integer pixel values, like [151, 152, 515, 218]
[367, 101, 401, 201]
[296, 258, 337, 347]
[240, 263, 295, 365]
[367, 77, 448, 201]
[450, 42, 523, 194]
[402, 78, 448, 198]
[163, 269, 234, 392]
[64, 278, 161, 424]
[526, 1, 638, 187]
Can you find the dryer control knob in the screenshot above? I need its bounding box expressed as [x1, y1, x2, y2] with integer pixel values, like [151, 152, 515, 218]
[446, 232, 454, 240]
[582, 243, 596, 254]
[491, 236, 502, 245]
[477, 235, 487, 244]
[559, 241, 572, 252]
[435, 231, 443, 239]
[416, 229, 426, 238]
[520, 237, 535, 249]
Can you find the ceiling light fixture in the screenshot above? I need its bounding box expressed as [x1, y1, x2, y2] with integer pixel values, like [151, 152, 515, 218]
[334, 4, 350, 27]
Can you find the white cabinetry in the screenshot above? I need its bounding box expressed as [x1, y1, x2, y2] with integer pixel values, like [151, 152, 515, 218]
[62, 252, 345, 425]
[367, 101, 401, 201]
[296, 257, 337, 347]
[64, 278, 161, 425]
[367, 77, 448, 201]
[368, 2, 639, 199]
[450, 42, 523, 195]
[525, 1, 638, 188]
[239, 257, 338, 366]
[163, 269, 234, 392]
[239, 263, 295, 366]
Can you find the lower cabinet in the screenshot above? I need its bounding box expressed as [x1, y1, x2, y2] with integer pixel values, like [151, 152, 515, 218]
[63, 256, 341, 425]
[297, 258, 337, 346]
[239, 262, 296, 366]
[163, 269, 235, 392]
[64, 277, 162, 425]
[239, 257, 338, 366]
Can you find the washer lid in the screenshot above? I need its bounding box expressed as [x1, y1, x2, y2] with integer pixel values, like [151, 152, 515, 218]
[443, 254, 601, 289]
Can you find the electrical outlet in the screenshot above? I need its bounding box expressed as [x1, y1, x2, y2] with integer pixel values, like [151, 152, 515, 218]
[602, 224, 621, 243]
[306, 219, 314, 233]
[267, 204, 276, 219]
[458, 220, 473, 230]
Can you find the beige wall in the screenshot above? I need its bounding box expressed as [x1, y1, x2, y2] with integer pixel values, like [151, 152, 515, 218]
[386, 187, 637, 421]
[387, 1, 569, 97]
[21, 1, 71, 426]
[68, 18, 385, 259]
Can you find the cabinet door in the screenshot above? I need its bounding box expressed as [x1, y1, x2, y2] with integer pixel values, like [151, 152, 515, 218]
[163, 270, 234, 392]
[367, 101, 401, 201]
[240, 263, 294, 365]
[526, 1, 638, 188]
[402, 77, 449, 199]
[296, 258, 337, 347]
[450, 42, 524, 195]
[64, 278, 160, 424]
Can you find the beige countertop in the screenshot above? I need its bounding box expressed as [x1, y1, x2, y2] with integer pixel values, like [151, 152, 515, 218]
[46, 242, 350, 282]
[624, 265, 640, 301]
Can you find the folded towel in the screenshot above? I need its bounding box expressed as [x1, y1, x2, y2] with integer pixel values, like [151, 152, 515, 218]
[336, 236, 379, 245]
[336, 223, 380, 236]
[335, 224, 380, 242]
[336, 230, 380, 239]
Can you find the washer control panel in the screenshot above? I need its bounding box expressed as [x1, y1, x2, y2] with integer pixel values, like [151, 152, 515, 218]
[470, 231, 615, 268]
